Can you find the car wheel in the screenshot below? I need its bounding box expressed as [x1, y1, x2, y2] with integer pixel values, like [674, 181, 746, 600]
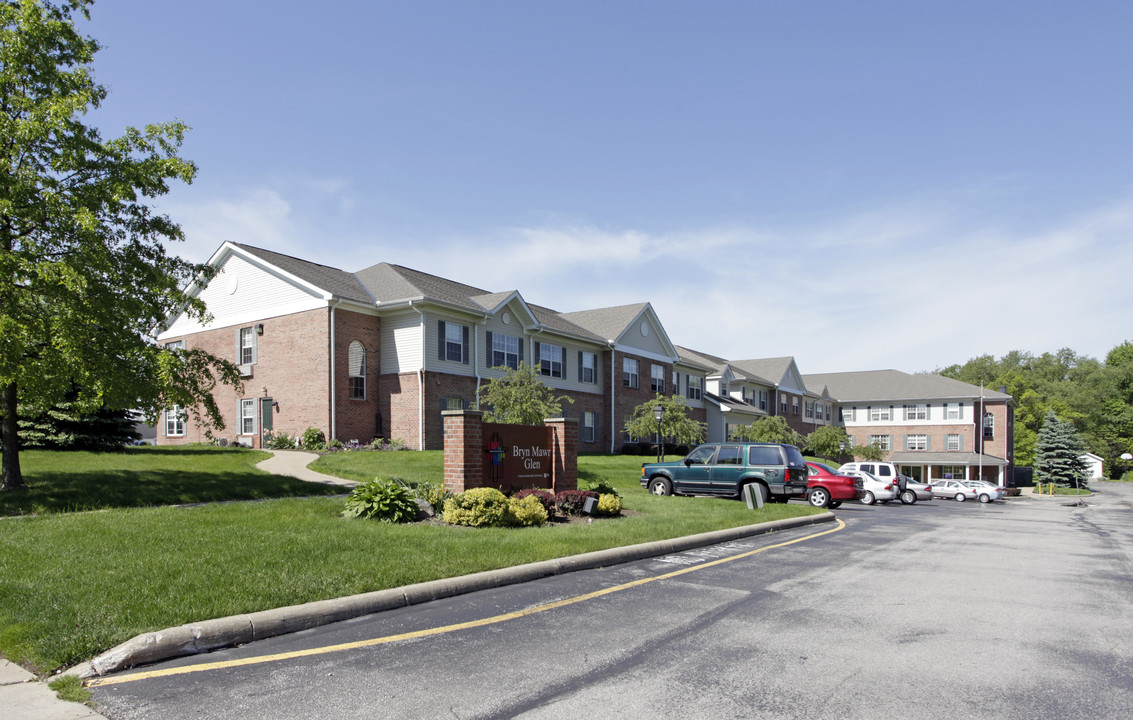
[860, 490, 876, 505]
[955, 492, 966, 502]
[648, 477, 673, 496]
[900, 489, 917, 505]
[807, 487, 830, 508]
[979, 493, 991, 503]
[828, 501, 842, 509]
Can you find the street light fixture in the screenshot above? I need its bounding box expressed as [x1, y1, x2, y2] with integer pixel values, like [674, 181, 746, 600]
[653, 404, 665, 462]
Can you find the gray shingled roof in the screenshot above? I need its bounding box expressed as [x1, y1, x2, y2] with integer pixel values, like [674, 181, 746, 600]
[703, 391, 767, 417]
[233, 244, 372, 303]
[732, 357, 794, 385]
[560, 303, 649, 342]
[355, 263, 492, 311]
[803, 369, 1012, 403]
[675, 346, 774, 383]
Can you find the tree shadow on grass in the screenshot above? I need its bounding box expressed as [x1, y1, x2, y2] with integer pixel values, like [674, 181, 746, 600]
[0, 469, 342, 516]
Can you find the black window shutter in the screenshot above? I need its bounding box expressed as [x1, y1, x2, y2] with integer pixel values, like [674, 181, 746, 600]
[518, 339, 524, 363]
[485, 331, 493, 366]
[462, 326, 470, 364]
[533, 341, 541, 365]
[577, 351, 583, 381]
[438, 320, 445, 361]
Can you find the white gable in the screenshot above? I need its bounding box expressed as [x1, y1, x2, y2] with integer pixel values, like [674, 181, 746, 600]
[159, 253, 326, 339]
[615, 310, 674, 362]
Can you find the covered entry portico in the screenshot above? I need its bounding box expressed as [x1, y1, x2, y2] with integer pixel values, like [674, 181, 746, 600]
[890, 452, 1010, 486]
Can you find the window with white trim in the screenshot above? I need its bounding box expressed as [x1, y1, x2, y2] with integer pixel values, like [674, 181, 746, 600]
[941, 465, 967, 480]
[492, 333, 520, 370]
[868, 434, 892, 451]
[984, 413, 995, 438]
[805, 401, 814, 419]
[687, 375, 703, 400]
[651, 365, 665, 393]
[905, 403, 928, 420]
[582, 411, 597, 443]
[165, 406, 184, 437]
[623, 358, 639, 388]
[792, 397, 800, 415]
[348, 341, 366, 399]
[842, 406, 855, 422]
[580, 351, 597, 384]
[443, 321, 467, 363]
[905, 434, 928, 451]
[946, 433, 962, 451]
[538, 342, 564, 379]
[869, 406, 891, 421]
[240, 398, 256, 435]
[672, 370, 680, 396]
[945, 402, 962, 419]
[759, 390, 768, 411]
[623, 413, 636, 441]
[239, 327, 256, 365]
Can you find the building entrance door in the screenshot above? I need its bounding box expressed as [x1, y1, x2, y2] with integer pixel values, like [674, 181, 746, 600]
[260, 397, 273, 445]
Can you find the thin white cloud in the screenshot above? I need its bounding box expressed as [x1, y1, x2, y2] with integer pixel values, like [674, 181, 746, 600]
[157, 180, 1133, 375]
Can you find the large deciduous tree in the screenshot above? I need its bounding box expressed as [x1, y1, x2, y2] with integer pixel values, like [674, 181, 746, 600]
[1, 0, 239, 491]
[729, 416, 805, 447]
[805, 425, 850, 461]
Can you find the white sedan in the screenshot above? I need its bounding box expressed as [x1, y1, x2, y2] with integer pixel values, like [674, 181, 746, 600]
[930, 479, 979, 502]
[841, 469, 898, 505]
[962, 480, 1005, 503]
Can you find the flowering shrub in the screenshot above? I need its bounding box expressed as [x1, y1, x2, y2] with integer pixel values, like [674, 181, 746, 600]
[596, 493, 622, 516]
[341, 477, 419, 523]
[263, 431, 298, 450]
[554, 489, 598, 517]
[369, 437, 409, 451]
[507, 495, 548, 526]
[301, 427, 326, 450]
[515, 489, 556, 518]
[443, 488, 511, 527]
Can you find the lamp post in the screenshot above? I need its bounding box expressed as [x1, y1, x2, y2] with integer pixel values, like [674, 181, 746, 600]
[653, 404, 665, 462]
[839, 440, 846, 460]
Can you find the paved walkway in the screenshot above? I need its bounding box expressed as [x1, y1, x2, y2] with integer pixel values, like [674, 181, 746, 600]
[253, 449, 358, 487]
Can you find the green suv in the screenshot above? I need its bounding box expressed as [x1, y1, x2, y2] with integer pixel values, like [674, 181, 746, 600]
[639, 442, 809, 503]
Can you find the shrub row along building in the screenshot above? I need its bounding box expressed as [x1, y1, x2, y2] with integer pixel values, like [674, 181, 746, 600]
[157, 243, 1015, 485]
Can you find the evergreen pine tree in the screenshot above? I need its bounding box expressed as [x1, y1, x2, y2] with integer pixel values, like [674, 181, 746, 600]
[1033, 411, 1089, 488]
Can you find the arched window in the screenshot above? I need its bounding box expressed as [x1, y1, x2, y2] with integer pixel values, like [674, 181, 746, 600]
[348, 341, 366, 399]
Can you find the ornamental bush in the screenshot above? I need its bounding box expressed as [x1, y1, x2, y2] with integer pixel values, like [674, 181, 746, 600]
[263, 430, 297, 449]
[443, 487, 512, 527]
[341, 477, 419, 523]
[596, 493, 622, 517]
[515, 489, 556, 518]
[554, 489, 598, 517]
[301, 427, 326, 450]
[507, 495, 548, 527]
[585, 479, 620, 498]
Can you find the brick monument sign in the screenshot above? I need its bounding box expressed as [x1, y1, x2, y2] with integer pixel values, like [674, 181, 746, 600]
[442, 410, 578, 494]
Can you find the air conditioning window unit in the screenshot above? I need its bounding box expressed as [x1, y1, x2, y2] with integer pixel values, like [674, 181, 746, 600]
[238, 364, 253, 378]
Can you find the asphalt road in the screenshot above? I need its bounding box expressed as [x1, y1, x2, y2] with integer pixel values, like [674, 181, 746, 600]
[91, 484, 1133, 719]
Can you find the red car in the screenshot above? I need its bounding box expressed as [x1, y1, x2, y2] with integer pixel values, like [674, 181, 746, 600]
[803, 462, 863, 508]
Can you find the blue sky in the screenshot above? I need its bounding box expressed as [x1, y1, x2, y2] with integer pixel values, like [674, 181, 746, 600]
[83, 1, 1133, 374]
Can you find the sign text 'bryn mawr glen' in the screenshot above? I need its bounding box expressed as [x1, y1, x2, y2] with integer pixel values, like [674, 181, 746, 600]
[512, 445, 552, 469]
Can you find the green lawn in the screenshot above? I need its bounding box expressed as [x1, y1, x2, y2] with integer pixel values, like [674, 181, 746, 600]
[0, 446, 342, 516]
[0, 448, 821, 674]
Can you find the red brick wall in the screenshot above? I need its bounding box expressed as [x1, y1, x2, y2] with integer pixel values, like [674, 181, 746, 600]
[158, 308, 332, 447]
[378, 371, 422, 450]
[606, 349, 671, 450]
[848, 424, 977, 457]
[332, 309, 382, 444]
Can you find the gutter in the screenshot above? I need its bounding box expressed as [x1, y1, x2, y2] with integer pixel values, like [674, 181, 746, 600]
[329, 297, 344, 440]
[410, 300, 426, 450]
[609, 341, 617, 453]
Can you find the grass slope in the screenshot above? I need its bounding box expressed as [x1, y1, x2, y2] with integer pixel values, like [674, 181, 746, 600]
[0, 448, 821, 674]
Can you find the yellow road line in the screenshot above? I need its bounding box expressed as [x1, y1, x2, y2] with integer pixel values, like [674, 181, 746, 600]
[88, 519, 846, 688]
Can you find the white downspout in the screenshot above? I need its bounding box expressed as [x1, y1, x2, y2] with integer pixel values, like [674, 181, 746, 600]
[475, 314, 489, 408]
[410, 300, 426, 450]
[329, 297, 343, 440]
[609, 342, 617, 453]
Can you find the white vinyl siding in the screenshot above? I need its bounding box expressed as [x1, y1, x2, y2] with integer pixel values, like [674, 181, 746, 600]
[160, 253, 325, 338]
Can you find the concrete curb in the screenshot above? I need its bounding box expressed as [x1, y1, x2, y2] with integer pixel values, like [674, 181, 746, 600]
[67, 512, 835, 679]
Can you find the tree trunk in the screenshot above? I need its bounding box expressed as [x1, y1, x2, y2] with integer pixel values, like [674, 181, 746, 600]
[1, 381, 24, 491]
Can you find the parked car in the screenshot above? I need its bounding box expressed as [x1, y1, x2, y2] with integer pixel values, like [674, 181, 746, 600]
[640, 443, 809, 502]
[839, 461, 902, 485]
[961, 480, 1005, 503]
[898, 475, 933, 504]
[930, 479, 978, 502]
[839, 469, 898, 505]
[803, 462, 864, 508]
